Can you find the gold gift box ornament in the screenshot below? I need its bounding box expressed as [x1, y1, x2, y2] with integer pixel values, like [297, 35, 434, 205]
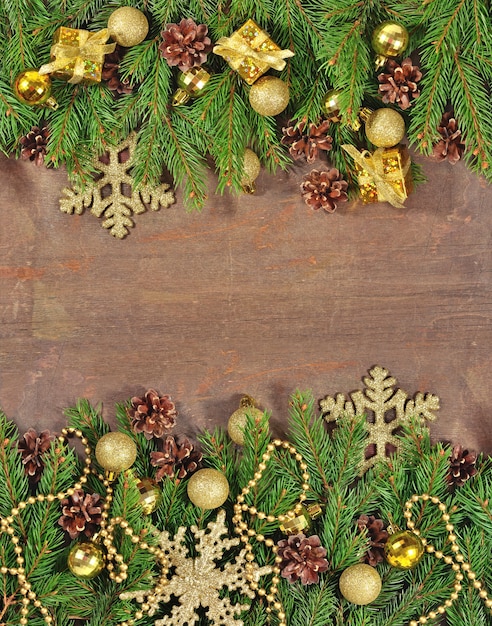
[342, 144, 413, 208]
[39, 27, 116, 84]
[213, 19, 294, 85]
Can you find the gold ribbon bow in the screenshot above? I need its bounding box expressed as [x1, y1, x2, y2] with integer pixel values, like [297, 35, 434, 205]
[342, 144, 409, 209]
[213, 33, 294, 72]
[39, 28, 116, 84]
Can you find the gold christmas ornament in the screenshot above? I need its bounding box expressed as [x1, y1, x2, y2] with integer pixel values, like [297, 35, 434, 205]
[67, 541, 105, 579]
[364, 108, 406, 148]
[279, 502, 322, 535]
[249, 76, 290, 117]
[240, 149, 262, 194]
[227, 395, 263, 444]
[108, 7, 149, 47]
[172, 67, 211, 106]
[95, 431, 137, 475]
[137, 477, 162, 515]
[13, 69, 58, 109]
[187, 468, 229, 509]
[322, 89, 342, 119]
[371, 21, 409, 69]
[339, 563, 382, 605]
[385, 529, 424, 569]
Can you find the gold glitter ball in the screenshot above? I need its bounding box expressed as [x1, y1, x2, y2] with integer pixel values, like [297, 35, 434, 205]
[187, 468, 229, 509]
[95, 432, 137, 473]
[365, 108, 406, 148]
[240, 149, 261, 194]
[371, 21, 409, 58]
[108, 7, 149, 47]
[228, 401, 263, 445]
[385, 530, 424, 569]
[67, 541, 105, 579]
[137, 477, 162, 515]
[339, 563, 382, 605]
[249, 76, 290, 117]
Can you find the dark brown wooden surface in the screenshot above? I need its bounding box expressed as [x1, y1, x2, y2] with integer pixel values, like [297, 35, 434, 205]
[1, 150, 491, 454]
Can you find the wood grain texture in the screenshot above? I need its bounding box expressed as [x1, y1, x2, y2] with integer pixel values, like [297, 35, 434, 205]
[1, 150, 491, 455]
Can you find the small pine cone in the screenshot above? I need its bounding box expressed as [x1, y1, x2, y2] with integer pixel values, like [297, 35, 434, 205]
[18, 428, 54, 483]
[281, 119, 332, 163]
[150, 434, 203, 481]
[19, 125, 50, 166]
[433, 111, 465, 165]
[378, 58, 422, 110]
[58, 489, 103, 539]
[102, 45, 134, 95]
[159, 18, 212, 72]
[277, 533, 329, 585]
[300, 168, 348, 213]
[447, 444, 477, 487]
[357, 514, 389, 566]
[128, 389, 177, 439]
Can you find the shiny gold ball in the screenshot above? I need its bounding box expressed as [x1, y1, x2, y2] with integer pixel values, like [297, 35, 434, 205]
[339, 563, 382, 605]
[322, 89, 342, 119]
[240, 149, 262, 195]
[371, 21, 409, 58]
[187, 468, 229, 509]
[95, 432, 137, 473]
[13, 70, 53, 106]
[385, 530, 424, 569]
[108, 7, 149, 47]
[228, 401, 264, 445]
[137, 477, 162, 514]
[68, 542, 105, 579]
[365, 108, 406, 148]
[249, 76, 290, 117]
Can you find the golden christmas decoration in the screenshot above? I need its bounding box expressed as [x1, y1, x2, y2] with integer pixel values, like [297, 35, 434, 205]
[67, 541, 105, 579]
[249, 76, 290, 116]
[279, 502, 322, 535]
[13, 69, 58, 109]
[364, 107, 406, 148]
[320, 365, 440, 473]
[240, 148, 262, 194]
[187, 468, 230, 509]
[227, 395, 263, 444]
[371, 21, 409, 69]
[339, 563, 382, 605]
[95, 431, 137, 474]
[385, 529, 424, 569]
[137, 477, 162, 515]
[322, 88, 342, 119]
[172, 67, 211, 106]
[107, 6, 149, 47]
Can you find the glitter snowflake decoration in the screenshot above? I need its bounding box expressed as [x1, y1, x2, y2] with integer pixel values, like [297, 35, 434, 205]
[120, 510, 271, 626]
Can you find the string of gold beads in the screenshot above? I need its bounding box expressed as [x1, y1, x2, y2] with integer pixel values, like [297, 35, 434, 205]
[405, 494, 492, 626]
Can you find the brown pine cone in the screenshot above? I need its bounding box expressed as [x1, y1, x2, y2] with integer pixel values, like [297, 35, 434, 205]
[18, 428, 54, 483]
[277, 533, 329, 585]
[300, 168, 348, 213]
[159, 18, 212, 72]
[357, 514, 389, 566]
[446, 444, 477, 487]
[128, 389, 177, 439]
[281, 119, 332, 163]
[433, 111, 465, 165]
[58, 489, 103, 539]
[150, 434, 202, 481]
[378, 58, 422, 110]
[19, 125, 50, 166]
[102, 45, 134, 95]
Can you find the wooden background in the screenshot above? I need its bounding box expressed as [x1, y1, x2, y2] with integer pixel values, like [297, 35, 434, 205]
[1, 148, 491, 454]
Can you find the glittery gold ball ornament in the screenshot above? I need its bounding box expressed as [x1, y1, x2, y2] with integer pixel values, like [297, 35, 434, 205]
[187, 468, 229, 509]
[108, 7, 149, 47]
[13, 69, 58, 109]
[371, 21, 409, 59]
[137, 477, 162, 514]
[95, 432, 137, 473]
[364, 108, 406, 148]
[249, 76, 290, 117]
[227, 396, 263, 444]
[67, 541, 105, 579]
[384, 530, 424, 569]
[240, 149, 262, 194]
[322, 89, 342, 119]
[339, 563, 382, 605]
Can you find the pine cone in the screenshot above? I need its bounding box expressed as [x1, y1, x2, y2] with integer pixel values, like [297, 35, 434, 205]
[300, 168, 348, 213]
[277, 533, 329, 585]
[281, 119, 333, 163]
[159, 18, 212, 72]
[19, 125, 50, 166]
[128, 389, 177, 439]
[447, 444, 477, 487]
[378, 58, 422, 110]
[150, 434, 202, 481]
[58, 489, 103, 539]
[357, 514, 389, 566]
[18, 428, 53, 483]
[433, 111, 465, 165]
[102, 45, 134, 95]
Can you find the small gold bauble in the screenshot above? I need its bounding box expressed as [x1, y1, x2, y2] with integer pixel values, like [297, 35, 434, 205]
[385, 530, 424, 569]
[173, 67, 211, 105]
[227, 398, 263, 445]
[322, 89, 342, 119]
[108, 7, 149, 47]
[365, 108, 406, 148]
[137, 477, 162, 514]
[13, 70, 57, 109]
[339, 563, 382, 605]
[95, 432, 137, 473]
[240, 149, 262, 194]
[187, 468, 229, 509]
[371, 21, 409, 58]
[67, 541, 105, 579]
[249, 76, 290, 117]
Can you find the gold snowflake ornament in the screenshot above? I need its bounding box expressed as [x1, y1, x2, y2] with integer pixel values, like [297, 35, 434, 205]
[59, 134, 175, 238]
[120, 509, 271, 626]
[320, 365, 440, 473]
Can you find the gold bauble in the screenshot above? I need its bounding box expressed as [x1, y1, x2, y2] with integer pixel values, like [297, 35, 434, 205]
[67, 541, 105, 579]
[137, 477, 162, 514]
[187, 468, 229, 509]
[371, 21, 409, 58]
[249, 76, 290, 117]
[339, 563, 382, 605]
[95, 432, 137, 474]
[108, 7, 149, 47]
[173, 67, 211, 105]
[384, 530, 424, 569]
[364, 108, 406, 148]
[227, 397, 263, 445]
[279, 502, 323, 535]
[13, 70, 57, 109]
[322, 89, 342, 119]
[240, 149, 262, 194]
